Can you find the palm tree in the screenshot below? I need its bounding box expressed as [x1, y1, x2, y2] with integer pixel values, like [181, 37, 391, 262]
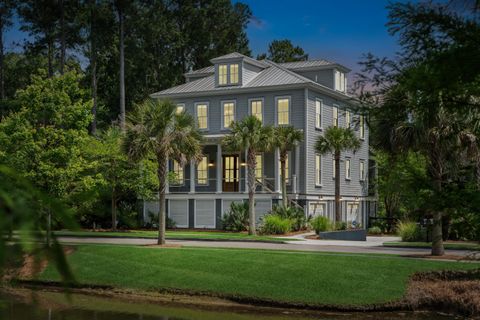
[223, 116, 273, 235]
[272, 126, 303, 207]
[124, 99, 202, 244]
[315, 126, 360, 223]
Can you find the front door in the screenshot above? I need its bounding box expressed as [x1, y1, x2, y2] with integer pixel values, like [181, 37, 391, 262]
[223, 155, 239, 192]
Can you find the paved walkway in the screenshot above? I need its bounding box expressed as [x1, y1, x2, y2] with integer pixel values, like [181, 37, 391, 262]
[56, 236, 474, 257]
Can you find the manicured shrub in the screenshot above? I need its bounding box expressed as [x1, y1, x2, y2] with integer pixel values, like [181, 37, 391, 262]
[310, 216, 333, 233]
[270, 205, 308, 231]
[221, 202, 249, 232]
[397, 221, 422, 242]
[260, 214, 293, 235]
[335, 221, 347, 231]
[368, 226, 382, 235]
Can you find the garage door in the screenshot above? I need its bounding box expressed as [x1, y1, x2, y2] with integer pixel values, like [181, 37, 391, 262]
[255, 199, 272, 223]
[195, 200, 216, 228]
[169, 199, 188, 228]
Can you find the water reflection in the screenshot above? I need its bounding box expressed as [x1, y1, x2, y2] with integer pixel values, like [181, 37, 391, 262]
[0, 289, 461, 320]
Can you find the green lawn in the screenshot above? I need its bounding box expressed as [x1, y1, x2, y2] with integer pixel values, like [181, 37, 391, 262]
[52, 230, 296, 242]
[383, 241, 480, 251]
[39, 245, 479, 306]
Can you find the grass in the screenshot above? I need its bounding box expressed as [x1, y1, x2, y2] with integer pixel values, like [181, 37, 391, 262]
[52, 230, 298, 243]
[383, 241, 480, 251]
[39, 244, 480, 306]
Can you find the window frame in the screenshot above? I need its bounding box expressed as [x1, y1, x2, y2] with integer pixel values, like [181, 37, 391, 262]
[218, 64, 228, 85]
[345, 158, 351, 180]
[315, 99, 323, 130]
[195, 102, 209, 130]
[229, 63, 239, 84]
[171, 160, 184, 186]
[248, 97, 264, 124]
[278, 152, 291, 185]
[345, 110, 351, 128]
[359, 115, 365, 140]
[315, 154, 322, 187]
[275, 96, 291, 126]
[333, 105, 339, 127]
[221, 100, 236, 130]
[359, 160, 366, 181]
[197, 156, 209, 185]
[176, 103, 185, 115]
[255, 153, 263, 181]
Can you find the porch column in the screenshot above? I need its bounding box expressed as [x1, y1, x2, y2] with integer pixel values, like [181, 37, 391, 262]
[294, 144, 300, 194]
[244, 150, 248, 193]
[165, 157, 169, 194]
[274, 147, 281, 193]
[189, 160, 195, 193]
[216, 144, 222, 193]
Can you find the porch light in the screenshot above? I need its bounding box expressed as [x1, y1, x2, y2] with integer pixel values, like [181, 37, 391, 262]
[208, 160, 215, 167]
[240, 162, 247, 166]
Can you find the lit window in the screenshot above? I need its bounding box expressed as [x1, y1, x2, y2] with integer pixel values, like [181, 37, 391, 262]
[230, 64, 239, 84]
[360, 115, 365, 139]
[222, 101, 235, 129]
[277, 97, 290, 125]
[196, 103, 208, 129]
[315, 154, 322, 186]
[176, 104, 185, 114]
[333, 106, 338, 127]
[345, 159, 351, 180]
[345, 110, 351, 128]
[360, 160, 365, 181]
[255, 154, 263, 180]
[315, 99, 322, 128]
[197, 157, 208, 185]
[219, 64, 228, 85]
[171, 160, 184, 185]
[250, 99, 263, 123]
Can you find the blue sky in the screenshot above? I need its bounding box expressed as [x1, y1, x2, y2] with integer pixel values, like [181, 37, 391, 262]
[5, 1, 399, 75]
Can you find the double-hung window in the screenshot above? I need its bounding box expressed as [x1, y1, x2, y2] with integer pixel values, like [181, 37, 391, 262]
[219, 64, 228, 85]
[197, 156, 208, 185]
[345, 158, 351, 180]
[333, 105, 338, 127]
[171, 160, 184, 185]
[359, 115, 365, 139]
[222, 101, 235, 129]
[278, 153, 290, 183]
[218, 63, 239, 85]
[255, 154, 263, 180]
[250, 99, 263, 123]
[345, 110, 351, 128]
[360, 160, 365, 181]
[229, 64, 239, 84]
[196, 103, 208, 130]
[277, 97, 290, 125]
[315, 99, 322, 129]
[315, 154, 322, 186]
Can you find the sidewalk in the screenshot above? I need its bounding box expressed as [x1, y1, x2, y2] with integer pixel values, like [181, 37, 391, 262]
[280, 232, 402, 247]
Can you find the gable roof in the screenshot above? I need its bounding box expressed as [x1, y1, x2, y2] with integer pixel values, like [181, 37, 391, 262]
[210, 52, 268, 68]
[184, 65, 214, 77]
[279, 59, 351, 72]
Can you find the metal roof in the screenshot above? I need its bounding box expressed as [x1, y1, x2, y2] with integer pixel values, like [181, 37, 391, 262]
[279, 59, 351, 72]
[184, 65, 214, 76]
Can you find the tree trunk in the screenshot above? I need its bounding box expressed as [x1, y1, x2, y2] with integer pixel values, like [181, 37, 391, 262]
[90, 0, 97, 135]
[247, 148, 257, 235]
[118, 6, 126, 131]
[157, 155, 167, 245]
[431, 178, 444, 256]
[111, 187, 117, 231]
[334, 150, 341, 223]
[280, 153, 288, 207]
[59, 0, 65, 74]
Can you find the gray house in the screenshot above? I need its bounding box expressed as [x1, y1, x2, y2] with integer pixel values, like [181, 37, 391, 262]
[144, 52, 376, 229]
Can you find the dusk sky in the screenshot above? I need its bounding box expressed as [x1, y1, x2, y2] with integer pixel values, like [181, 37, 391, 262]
[4, 1, 400, 75]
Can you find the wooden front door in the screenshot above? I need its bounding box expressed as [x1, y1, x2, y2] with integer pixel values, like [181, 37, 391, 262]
[223, 155, 239, 192]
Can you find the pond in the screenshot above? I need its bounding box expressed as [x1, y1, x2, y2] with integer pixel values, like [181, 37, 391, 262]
[0, 289, 463, 320]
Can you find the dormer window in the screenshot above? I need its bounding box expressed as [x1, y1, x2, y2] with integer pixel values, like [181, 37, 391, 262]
[218, 63, 240, 86]
[334, 70, 347, 92]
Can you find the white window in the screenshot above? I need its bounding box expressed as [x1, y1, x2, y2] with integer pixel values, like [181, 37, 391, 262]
[222, 101, 235, 129]
[335, 70, 346, 92]
[309, 202, 327, 217]
[360, 160, 365, 181]
[230, 64, 239, 84]
[315, 99, 322, 129]
[171, 160, 184, 185]
[345, 110, 351, 128]
[219, 64, 228, 85]
[276, 97, 290, 125]
[333, 105, 338, 127]
[315, 154, 322, 186]
[278, 153, 289, 183]
[196, 103, 208, 130]
[360, 115, 365, 139]
[332, 158, 336, 178]
[255, 154, 263, 180]
[176, 103, 185, 114]
[250, 99, 263, 123]
[345, 158, 351, 180]
[197, 156, 208, 185]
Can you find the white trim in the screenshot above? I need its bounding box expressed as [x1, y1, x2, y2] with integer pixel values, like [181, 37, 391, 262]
[315, 98, 323, 130]
[304, 88, 309, 194]
[345, 158, 351, 180]
[332, 104, 339, 127]
[315, 153, 322, 187]
[220, 99, 236, 130]
[248, 97, 265, 124]
[170, 160, 185, 186]
[194, 101, 209, 131]
[274, 95, 291, 126]
[196, 155, 209, 186]
[359, 159, 366, 181]
[193, 199, 216, 228]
